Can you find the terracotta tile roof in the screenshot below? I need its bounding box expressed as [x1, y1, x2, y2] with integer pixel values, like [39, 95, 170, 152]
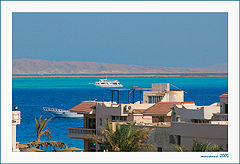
[69, 102, 96, 113]
[143, 102, 189, 116]
[220, 93, 228, 98]
[170, 89, 183, 91]
[181, 102, 195, 104]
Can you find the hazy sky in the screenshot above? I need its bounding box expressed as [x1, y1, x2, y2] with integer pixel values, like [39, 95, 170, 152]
[13, 12, 227, 68]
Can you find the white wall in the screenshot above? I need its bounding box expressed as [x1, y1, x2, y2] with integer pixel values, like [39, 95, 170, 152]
[174, 105, 220, 122]
[170, 122, 228, 150]
[220, 97, 228, 114]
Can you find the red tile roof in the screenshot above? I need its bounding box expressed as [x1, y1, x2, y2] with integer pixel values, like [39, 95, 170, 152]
[69, 102, 96, 114]
[220, 93, 228, 98]
[170, 89, 183, 91]
[143, 102, 192, 116]
[181, 102, 195, 104]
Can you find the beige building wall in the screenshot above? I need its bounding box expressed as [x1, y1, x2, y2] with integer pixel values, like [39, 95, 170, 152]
[174, 105, 220, 122]
[204, 106, 221, 119]
[147, 126, 174, 151]
[168, 91, 184, 102]
[152, 83, 170, 91]
[143, 90, 184, 104]
[142, 91, 165, 104]
[170, 122, 228, 151]
[147, 122, 228, 152]
[96, 102, 153, 129]
[130, 115, 152, 124]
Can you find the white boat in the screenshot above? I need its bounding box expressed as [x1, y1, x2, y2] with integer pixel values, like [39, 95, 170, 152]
[90, 78, 123, 87]
[43, 107, 83, 118]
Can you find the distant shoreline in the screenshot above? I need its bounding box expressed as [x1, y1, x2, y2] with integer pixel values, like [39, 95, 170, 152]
[12, 74, 228, 78]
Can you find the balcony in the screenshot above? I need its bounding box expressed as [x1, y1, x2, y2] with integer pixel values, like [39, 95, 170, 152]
[140, 122, 171, 127]
[212, 113, 228, 121]
[68, 128, 96, 139]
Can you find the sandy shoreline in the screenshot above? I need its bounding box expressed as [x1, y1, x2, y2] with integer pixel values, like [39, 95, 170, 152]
[12, 74, 228, 78]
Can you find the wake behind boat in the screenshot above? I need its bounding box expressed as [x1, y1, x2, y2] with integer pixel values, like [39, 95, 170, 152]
[90, 78, 123, 87]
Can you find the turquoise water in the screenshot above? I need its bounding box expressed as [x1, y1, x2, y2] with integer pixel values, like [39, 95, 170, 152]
[13, 77, 227, 89]
[12, 77, 228, 150]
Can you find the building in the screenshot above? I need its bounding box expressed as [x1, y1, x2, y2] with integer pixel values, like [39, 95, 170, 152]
[67, 84, 228, 152]
[68, 101, 97, 151]
[173, 102, 220, 123]
[143, 83, 184, 104]
[212, 93, 228, 121]
[12, 110, 21, 152]
[148, 122, 228, 151]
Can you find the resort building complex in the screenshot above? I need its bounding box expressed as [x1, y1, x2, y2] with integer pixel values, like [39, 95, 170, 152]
[67, 83, 228, 152]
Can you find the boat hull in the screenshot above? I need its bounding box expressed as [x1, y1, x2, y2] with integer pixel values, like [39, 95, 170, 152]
[93, 84, 123, 88]
[44, 107, 83, 118]
[49, 111, 83, 118]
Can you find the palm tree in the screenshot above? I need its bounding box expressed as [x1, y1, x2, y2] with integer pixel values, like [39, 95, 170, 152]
[91, 121, 156, 152]
[23, 116, 68, 151]
[34, 115, 52, 141]
[172, 140, 223, 152]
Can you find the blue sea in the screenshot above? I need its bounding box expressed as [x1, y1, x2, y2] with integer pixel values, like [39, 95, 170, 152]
[12, 77, 228, 150]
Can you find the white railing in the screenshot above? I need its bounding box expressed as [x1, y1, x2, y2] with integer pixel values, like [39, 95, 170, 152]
[43, 107, 67, 112]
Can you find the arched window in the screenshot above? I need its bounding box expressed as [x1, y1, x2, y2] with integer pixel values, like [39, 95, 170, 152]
[169, 135, 175, 144]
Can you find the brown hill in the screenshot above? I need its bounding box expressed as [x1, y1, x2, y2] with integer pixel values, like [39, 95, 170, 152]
[12, 59, 227, 74]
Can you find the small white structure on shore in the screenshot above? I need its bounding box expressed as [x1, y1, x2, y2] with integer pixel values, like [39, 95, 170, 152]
[12, 107, 21, 152]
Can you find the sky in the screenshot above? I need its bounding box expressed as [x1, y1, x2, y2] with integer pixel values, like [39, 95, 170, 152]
[13, 12, 228, 68]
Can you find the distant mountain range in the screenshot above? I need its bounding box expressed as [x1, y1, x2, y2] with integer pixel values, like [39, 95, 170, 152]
[13, 59, 228, 74]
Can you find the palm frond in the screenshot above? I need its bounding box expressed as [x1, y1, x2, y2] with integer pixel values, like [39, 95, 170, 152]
[90, 120, 155, 152]
[171, 144, 187, 152]
[35, 116, 52, 141]
[208, 144, 223, 152]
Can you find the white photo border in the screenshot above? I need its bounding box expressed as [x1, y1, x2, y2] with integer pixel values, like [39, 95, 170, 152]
[1, 1, 239, 163]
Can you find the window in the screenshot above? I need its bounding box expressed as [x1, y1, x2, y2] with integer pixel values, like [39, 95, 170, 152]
[148, 96, 162, 103]
[112, 116, 116, 121]
[120, 116, 127, 121]
[152, 116, 165, 123]
[148, 96, 153, 103]
[225, 104, 228, 114]
[87, 117, 96, 129]
[157, 147, 163, 152]
[169, 135, 175, 144]
[120, 116, 124, 121]
[176, 135, 181, 145]
[191, 119, 210, 123]
[112, 116, 127, 122]
[100, 118, 102, 126]
[176, 116, 181, 122]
